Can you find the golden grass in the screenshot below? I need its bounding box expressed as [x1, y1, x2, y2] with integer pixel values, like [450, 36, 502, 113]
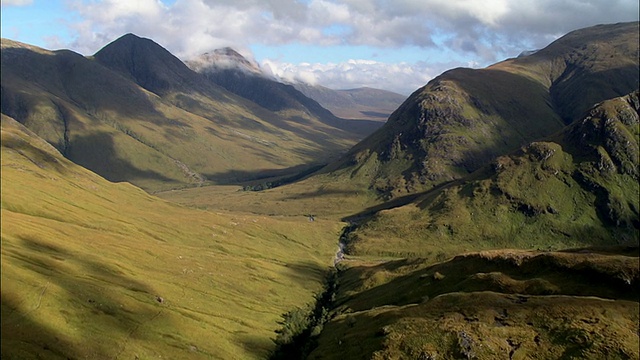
[156, 173, 381, 220]
[1, 115, 342, 359]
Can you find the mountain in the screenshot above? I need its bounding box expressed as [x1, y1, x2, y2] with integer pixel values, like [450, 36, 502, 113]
[0, 35, 373, 192]
[292, 83, 407, 121]
[300, 91, 639, 360]
[2, 22, 639, 360]
[0, 113, 340, 359]
[346, 90, 639, 260]
[186, 50, 384, 136]
[324, 22, 639, 200]
[93, 33, 224, 96]
[187, 47, 263, 75]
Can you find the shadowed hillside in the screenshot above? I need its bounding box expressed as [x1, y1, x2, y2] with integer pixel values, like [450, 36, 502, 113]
[0, 35, 373, 192]
[187, 50, 383, 137]
[2, 22, 639, 360]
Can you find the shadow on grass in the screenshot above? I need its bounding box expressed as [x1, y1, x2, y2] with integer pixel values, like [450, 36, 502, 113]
[68, 131, 177, 184]
[235, 333, 275, 359]
[1, 235, 166, 359]
[335, 245, 640, 313]
[283, 261, 330, 291]
[205, 163, 326, 187]
[1, 290, 93, 359]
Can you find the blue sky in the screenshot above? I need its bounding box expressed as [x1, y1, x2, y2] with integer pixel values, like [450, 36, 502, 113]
[2, 0, 638, 94]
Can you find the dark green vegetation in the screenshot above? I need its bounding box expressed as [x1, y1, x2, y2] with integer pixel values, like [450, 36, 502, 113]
[2, 22, 639, 360]
[1, 34, 379, 192]
[347, 91, 640, 260]
[325, 22, 639, 200]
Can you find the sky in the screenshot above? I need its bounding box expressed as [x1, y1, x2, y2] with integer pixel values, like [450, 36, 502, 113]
[1, 0, 638, 95]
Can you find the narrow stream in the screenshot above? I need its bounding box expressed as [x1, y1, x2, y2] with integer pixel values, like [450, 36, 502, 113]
[334, 241, 345, 265]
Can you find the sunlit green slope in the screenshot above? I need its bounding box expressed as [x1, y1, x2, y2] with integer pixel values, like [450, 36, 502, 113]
[311, 248, 639, 359]
[347, 91, 639, 260]
[1, 114, 340, 359]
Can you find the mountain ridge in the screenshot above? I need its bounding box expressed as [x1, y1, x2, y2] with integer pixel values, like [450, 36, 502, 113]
[186, 50, 384, 136]
[322, 21, 639, 200]
[1, 35, 380, 191]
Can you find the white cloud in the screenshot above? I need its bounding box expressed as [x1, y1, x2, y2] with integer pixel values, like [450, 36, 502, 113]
[262, 58, 443, 95]
[48, 0, 638, 93]
[62, 0, 639, 57]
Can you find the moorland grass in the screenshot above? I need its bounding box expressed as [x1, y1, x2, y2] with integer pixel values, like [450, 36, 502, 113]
[1, 115, 342, 359]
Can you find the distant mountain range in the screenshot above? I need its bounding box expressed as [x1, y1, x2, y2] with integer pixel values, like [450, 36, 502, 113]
[0, 34, 386, 191]
[291, 84, 406, 122]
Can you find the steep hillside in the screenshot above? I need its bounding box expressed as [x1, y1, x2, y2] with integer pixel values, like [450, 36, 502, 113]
[346, 91, 639, 260]
[0, 113, 340, 359]
[293, 83, 406, 121]
[304, 89, 640, 357]
[93, 33, 225, 97]
[325, 22, 639, 200]
[187, 50, 383, 137]
[0, 36, 368, 192]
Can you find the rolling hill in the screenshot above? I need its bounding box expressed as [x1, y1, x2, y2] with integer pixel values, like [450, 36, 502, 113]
[323, 22, 639, 200]
[1, 21, 638, 360]
[310, 247, 639, 359]
[302, 92, 639, 360]
[0, 35, 377, 192]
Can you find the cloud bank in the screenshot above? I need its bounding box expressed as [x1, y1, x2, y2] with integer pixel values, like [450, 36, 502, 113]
[262, 59, 443, 95]
[32, 0, 640, 93]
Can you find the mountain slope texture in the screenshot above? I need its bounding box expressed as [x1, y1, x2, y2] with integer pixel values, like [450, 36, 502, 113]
[186, 49, 383, 136]
[307, 92, 639, 360]
[325, 22, 639, 200]
[347, 90, 639, 260]
[0, 35, 374, 192]
[0, 113, 339, 359]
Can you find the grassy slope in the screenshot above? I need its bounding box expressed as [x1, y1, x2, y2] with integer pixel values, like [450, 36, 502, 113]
[157, 171, 382, 220]
[347, 91, 639, 261]
[312, 248, 639, 359]
[0, 38, 368, 193]
[323, 22, 639, 200]
[298, 91, 640, 359]
[1, 114, 341, 359]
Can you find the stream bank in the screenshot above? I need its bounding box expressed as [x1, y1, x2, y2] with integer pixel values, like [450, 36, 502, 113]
[270, 222, 359, 359]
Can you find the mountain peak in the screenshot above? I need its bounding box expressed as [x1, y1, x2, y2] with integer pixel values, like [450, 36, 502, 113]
[187, 47, 263, 76]
[93, 32, 207, 95]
